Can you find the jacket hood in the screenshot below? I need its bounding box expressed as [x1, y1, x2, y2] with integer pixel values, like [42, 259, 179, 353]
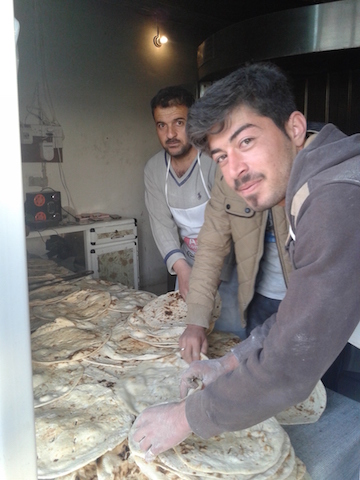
[286, 123, 360, 212]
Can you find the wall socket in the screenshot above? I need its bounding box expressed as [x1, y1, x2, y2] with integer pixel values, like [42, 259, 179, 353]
[29, 176, 48, 187]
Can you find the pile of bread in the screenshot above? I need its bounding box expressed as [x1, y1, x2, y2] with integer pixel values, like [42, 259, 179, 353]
[28, 258, 325, 479]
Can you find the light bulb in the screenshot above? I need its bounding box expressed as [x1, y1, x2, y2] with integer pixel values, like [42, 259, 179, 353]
[160, 35, 168, 45]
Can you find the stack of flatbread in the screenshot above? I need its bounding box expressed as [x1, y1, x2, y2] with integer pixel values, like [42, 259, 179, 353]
[36, 373, 135, 479]
[126, 291, 219, 348]
[28, 259, 321, 479]
[27, 257, 72, 286]
[128, 416, 309, 480]
[206, 332, 326, 426]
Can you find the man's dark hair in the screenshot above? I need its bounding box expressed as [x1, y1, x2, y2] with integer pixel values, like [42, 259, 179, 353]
[186, 62, 297, 153]
[150, 86, 195, 117]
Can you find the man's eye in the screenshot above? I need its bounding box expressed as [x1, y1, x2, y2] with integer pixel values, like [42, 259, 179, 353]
[241, 137, 252, 146]
[176, 121, 184, 126]
[157, 124, 165, 129]
[215, 154, 227, 164]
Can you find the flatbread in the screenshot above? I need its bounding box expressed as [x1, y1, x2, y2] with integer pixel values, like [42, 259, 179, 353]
[53, 440, 147, 480]
[30, 316, 56, 333]
[126, 291, 219, 348]
[127, 327, 181, 348]
[129, 420, 301, 480]
[79, 309, 130, 331]
[108, 289, 158, 312]
[29, 283, 81, 307]
[31, 318, 110, 364]
[33, 361, 84, 407]
[86, 322, 177, 365]
[160, 434, 293, 480]
[36, 382, 135, 479]
[172, 418, 287, 475]
[31, 289, 112, 322]
[27, 257, 67, 272]
[96, 439, 148, 480]
[53, 461, 97, 479]
[83, 353, 190, 416]
[206, 331, 241, 359]
[27, 258, 72, 284]
[130, 454, 195, 480]
[294, 457, 309, 480]
[75, 277, 127, 292]
[275, 381, 326, 425]
[27, 272, 57, 285]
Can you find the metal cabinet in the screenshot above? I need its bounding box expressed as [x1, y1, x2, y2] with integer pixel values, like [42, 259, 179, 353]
[27, 218, 140, 289]
[85, 219, 139, 289]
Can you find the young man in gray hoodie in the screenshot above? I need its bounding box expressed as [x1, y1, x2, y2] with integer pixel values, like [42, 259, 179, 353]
[131, 62, 360, 471]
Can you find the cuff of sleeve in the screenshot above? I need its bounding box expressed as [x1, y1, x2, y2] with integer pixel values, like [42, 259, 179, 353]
[186, 303, 213, 329]
[167, 251, 186, 274]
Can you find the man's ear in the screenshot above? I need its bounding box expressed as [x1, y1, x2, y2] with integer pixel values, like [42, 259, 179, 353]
[286, 111, 307, 148]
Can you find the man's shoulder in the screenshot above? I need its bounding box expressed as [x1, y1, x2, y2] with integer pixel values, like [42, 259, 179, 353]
[145, 150, 165, 171]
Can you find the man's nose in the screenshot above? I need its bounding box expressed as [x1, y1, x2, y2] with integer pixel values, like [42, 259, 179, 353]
[228, 151, 247, 179]
[167, 124, 177, 138]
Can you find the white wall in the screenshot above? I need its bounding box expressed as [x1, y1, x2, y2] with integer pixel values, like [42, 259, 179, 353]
[14, 0, 200, 290]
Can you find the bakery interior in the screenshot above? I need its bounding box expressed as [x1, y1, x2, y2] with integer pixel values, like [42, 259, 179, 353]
[2, 0, 360, 478]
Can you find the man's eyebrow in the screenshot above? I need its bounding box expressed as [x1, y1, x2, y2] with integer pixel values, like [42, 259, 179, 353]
[210, 123, 256, 156]
[229, 123, 256, 143]
[156, 117, 186, 125]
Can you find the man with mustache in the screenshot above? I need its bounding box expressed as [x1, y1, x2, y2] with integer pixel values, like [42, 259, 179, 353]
[131, 63, 360, 475]
[145, 86, 241, 337]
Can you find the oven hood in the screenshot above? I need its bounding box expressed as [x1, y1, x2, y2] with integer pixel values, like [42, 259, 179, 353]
[198, 0, 360, 82]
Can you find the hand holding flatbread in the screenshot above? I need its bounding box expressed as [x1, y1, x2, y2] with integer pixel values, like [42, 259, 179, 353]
[129, 399, 191, 463]
[179, 353, 239, 398]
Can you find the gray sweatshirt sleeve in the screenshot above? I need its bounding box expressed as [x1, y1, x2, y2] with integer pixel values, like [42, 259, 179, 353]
[144, 157, 185, 274]
[185, 183, 360, 438]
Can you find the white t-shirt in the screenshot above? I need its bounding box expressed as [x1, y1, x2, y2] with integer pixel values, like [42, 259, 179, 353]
[255, 211, 286, 300]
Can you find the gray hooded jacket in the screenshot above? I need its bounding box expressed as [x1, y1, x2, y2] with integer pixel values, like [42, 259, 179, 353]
[186, 124, 360, 438]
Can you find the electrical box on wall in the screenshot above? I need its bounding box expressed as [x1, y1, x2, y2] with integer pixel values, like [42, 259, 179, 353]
[20, 124, 64, 163]
[25, 191, 62, 229]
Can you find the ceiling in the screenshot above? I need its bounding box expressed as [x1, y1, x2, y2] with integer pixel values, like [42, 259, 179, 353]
[106, 0, 340, 45]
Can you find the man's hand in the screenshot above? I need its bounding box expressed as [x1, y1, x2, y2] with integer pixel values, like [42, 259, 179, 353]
[173, 259, 192, 300]
[130, 400, 192, 462]
[180, 353, 240, 398]
[179, 324, 208, 364]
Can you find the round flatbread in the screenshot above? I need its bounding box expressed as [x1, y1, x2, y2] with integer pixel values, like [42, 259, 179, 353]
[33, 361, 84, 407]
[75, 277, 127, 292]
[31, 289, 112, 322]
[108, 289, 158, 312]
[29, 283, 81, 307]
[126, 291, 219, 347]
[207, 331, 241, 359]
[129, 420, 299, 480]
[275, 380, 327, 425]
[130, 454, 196, 480]
[86, 324, 177, 365]
[96, 439, 148, 480]
[53, 440, 147, 480]
[35, 382, 135, 479]
[171, 417, 287, 475]
[84, 353, 190, 416]
[31, 318, 110, 364]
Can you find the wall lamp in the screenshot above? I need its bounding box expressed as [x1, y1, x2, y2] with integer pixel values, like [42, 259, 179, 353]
[153, 25, 168, 47]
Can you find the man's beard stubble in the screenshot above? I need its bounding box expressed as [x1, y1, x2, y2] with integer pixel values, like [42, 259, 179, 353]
[234, 173, 265, 210]
[165, 141, 193, 159]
